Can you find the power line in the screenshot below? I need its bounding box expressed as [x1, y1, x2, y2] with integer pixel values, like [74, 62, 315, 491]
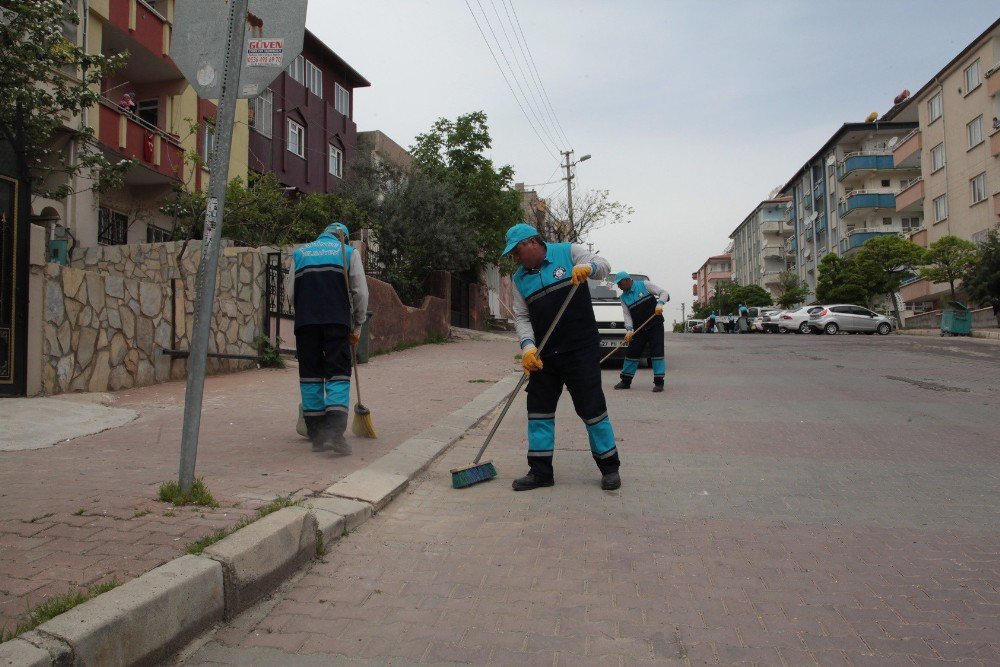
[463, 0, 558, 161]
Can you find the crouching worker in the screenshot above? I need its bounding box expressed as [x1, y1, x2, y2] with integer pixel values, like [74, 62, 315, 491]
[614, 271, 669, 392]
[502, 223, 621, 491]
[286, 222, 368, 454]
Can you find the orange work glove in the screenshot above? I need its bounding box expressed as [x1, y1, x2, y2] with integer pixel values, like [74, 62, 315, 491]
[655, 305, 664, 315]
[348, 330, 361, 346]
[521, 347, 543, 374]
[624, 331, 634, 344]
[570, 264, 592, 286]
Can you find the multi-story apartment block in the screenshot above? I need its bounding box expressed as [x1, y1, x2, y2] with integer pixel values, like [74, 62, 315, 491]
[248, 31, 370, 194]
[780, 120, 919, 298]
[882, 18, 1000, 313]
[728, 197, 794, 298]
[692, 254, 732, 305]
[32, 0, 249, 249]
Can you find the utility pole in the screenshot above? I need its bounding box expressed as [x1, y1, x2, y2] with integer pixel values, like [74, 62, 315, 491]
[681, 302, 686, 323]
[560, 150, 590, 241]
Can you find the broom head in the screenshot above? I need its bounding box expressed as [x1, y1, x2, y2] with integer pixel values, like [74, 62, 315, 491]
[450, 460, 497, 489]
[296, 404, 309, 438]
[351, 403, 377, 438]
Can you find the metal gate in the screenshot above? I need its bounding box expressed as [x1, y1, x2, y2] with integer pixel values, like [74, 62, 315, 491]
[0, 172, 27, 396]
[264, 252, 296, 353]
[450, 272, 470, 328]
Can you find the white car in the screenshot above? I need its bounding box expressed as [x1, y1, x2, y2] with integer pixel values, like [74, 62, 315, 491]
[776, 306, 824, 333]
[590, 275, 653, 362]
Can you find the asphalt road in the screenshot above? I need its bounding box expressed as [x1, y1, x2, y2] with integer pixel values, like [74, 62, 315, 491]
[176, 332, 1000, 666]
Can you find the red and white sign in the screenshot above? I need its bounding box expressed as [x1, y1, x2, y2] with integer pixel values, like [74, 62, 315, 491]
[246, 38, 284, 67]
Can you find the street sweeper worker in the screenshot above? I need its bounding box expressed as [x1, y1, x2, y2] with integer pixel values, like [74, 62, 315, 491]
[285, 222, 368, 455]
[613, 271, 669, 393]
[502, 222, 621, 492]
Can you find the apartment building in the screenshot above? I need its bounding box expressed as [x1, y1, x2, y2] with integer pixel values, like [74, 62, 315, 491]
[882, 18, 1000, 312]
[779, 120, 919, 298]
[692, 254, 732, 305]
[728, 197, 794, 298]
[248, 30, 370, 194]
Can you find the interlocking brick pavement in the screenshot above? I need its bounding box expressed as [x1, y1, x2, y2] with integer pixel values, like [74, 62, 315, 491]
[0, 332, 517, 635]
[179, 334, 1000, 665]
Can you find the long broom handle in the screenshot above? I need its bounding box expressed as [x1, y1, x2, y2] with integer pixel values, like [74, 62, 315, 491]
[599, 310, 661, 364]
[472, 282, 580, 464]
[338, 234, 364, 406]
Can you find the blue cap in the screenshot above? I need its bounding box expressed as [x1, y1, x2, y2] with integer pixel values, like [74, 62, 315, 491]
[324, 221, 349, 238]
[501, 223, 540, 256]
[614, 271, 630, 284]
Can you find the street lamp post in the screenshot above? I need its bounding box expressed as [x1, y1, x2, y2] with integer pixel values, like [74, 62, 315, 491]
[560, 150, 590, 240]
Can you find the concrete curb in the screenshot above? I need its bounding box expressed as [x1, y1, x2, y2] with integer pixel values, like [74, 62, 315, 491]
[0, 371, 521, 667]
[897, 328, 1000, 342]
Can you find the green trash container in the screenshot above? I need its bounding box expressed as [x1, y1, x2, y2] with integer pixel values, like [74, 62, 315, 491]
[356, 311, 374, 363]
[940, 301, 972, 336]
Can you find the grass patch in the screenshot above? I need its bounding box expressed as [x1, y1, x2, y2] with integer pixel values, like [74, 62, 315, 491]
[157, 478, 219, 508]
[468, 379, 491, 383]
[185, 496, 298, 555]
[130, 509, 151, 520]
[371, 331, 450, 357]
[163, 510, 177, 518]
[73, 508, 86, 516]
[425, 330, 447, 345]
[26, 512, 54, 523]
[315, 534, 327, 557]
[0, 580, 118, 643]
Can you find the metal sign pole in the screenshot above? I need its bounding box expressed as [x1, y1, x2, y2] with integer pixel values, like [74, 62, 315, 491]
[177, 0, 250, 494]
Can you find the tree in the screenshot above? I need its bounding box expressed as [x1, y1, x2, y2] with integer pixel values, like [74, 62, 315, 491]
[815, 253, 870, 305]
[0, 1, 131, 202]
[775, 271, 810, 309]
[855, 235, 927, 324]
[411, 111, 522, 270]
[963, 226, 1000, 306]
[537, 188, 633, 243]
[733, 283, 774, 308]
[918, 235, 980, 302]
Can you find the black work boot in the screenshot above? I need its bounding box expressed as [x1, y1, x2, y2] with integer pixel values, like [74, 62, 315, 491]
[652, 384, 664, 393]
[512, 472, 554, 491]
[601, 471, 621, 490]
[323, 412, 351, 456]
[614, 380, 631, 390]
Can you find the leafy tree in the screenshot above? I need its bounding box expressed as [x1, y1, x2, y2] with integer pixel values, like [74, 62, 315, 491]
[855, 235, 927, 324]
[815, 253, 870, 305]
[963, 226, 1000, 306]
[411, 111, 522, 270]
[775, 271, 810, 309]
[918, 235, 979, 302]
[734, 284, 774, 308]
[0, 0, 131, 201]
[537, 189, 633, 243]
[707, 279, 739, 315]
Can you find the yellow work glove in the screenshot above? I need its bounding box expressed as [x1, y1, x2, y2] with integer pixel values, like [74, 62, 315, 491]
[624, 331, 633, 344]
[655, 305, 664, 315]
[348, 330, 361, 346]
[570, 264, 592, 286]
[521, 347, 543, 374]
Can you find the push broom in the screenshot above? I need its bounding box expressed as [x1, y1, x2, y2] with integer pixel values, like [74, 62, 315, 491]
[340, 234, 377, 438]
[451, 282, 580, 489]
[599, 311, 662, 364]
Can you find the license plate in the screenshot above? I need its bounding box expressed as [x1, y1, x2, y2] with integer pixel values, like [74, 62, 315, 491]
[600, 340, 619, 348]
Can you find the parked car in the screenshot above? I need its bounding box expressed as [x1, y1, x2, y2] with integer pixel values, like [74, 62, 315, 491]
[590, 276, 654, 362]
[777, 305, 825, 333]
[758, 308, 784, 333]
[685, 319, 705, 333]
[808, 304, 895, 335]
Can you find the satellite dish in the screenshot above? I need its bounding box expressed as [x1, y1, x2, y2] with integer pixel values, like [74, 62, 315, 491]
[887, 136, 899, 148]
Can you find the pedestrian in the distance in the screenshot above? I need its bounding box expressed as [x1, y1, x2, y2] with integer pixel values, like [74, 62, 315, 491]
[707, 310, 717, 333]
[613, 271, 669, 392]
[286, 222, 368, 454]
[991, 295, 1000, 328]
[503, 223, 621, 492]
[738, 303, 749, 333]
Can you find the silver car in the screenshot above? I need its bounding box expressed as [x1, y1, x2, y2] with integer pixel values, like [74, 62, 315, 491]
[808, 304, 895, 335]
[777, 305, 824, 333]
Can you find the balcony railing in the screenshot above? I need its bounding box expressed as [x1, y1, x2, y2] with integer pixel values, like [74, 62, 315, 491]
[837, 190, 896, 218]
[97, 97, 184, 182]
[837, 152, 895, 181]
[839, 227, 905, 254]
[108, 0, 171, 58]
[987, 61, 1000, 97]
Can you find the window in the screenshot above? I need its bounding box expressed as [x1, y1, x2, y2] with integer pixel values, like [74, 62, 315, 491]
[930, 142, 945, 171]
[933, 194, 948, 222]
[287, 120, 305, 158]
[967, 115, 983, 148]
[305, 61, 322, 98]
[927, 92, 942, 122]
[334, 83, 349, 115]
[964, 59, 981, 92]
[288, 55, 304, 83]
[146, 225, 171, 243]
[971, 172, 987, 204]
[901, 216, 922, 232]
[249, 89, 273, 138]
[137, 99, 158, 128]
[98, 207, 128, 245]
[328, 144, 343, 178]
[201, 121, 215, 165]
[880, 179, 890, 187]
[882, 217, 893, 226]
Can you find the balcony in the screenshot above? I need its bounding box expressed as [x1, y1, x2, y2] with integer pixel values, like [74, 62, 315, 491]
[97, 98, 184, 184]
[837, 190, 896, 219]
[895, 179, 924, 213]
[994, 192, 1000, 219]
[837, 152, 894, 185]
[909, 228, 928, 248]
[839, 227, 904, 256]
[108, 0, 170, 59]
[784, 236, 797, 254]
[987, 62, 1000, 97]
[892, 129, 921, 169]
[762, 271, 782, 287]
[761, 241, 783, 259]
[990, 128, 1000, 158]
[760, 219, 783, 234]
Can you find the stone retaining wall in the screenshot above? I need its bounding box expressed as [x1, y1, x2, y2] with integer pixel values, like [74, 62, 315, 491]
[904, 306, 997, 330]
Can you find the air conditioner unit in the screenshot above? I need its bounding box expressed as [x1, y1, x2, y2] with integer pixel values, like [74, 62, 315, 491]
[986, 62, 1000, 78]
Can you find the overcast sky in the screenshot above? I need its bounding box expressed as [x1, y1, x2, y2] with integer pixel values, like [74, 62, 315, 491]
[308, 1, 999, 320]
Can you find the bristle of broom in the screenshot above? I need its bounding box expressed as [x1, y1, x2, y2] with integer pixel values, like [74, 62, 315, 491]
[450, 461, 497, 489]
[351, 405, 377, 438]
[296, 405, 309, 438]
